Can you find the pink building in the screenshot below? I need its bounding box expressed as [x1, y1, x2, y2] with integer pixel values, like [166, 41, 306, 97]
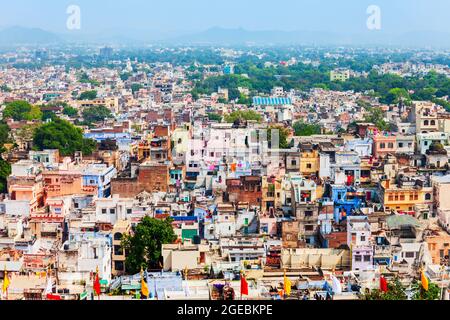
[373, 135, 397, 159]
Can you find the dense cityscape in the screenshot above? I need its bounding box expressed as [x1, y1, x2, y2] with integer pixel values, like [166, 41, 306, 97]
[0, 1, 450, 305]
[0, 44, 448, 302]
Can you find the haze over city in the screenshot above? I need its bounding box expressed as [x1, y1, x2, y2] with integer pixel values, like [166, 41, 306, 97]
[1, 0, 450, 46]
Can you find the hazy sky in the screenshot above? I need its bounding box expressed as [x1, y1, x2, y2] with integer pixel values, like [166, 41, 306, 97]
[0, 0, 448, 35]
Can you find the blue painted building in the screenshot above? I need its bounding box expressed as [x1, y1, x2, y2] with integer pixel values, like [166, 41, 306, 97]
[330, 185, 363, 222]
[82, 164, 117, 198]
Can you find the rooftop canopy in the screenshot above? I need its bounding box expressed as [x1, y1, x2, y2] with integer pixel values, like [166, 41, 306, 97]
[386, 215, 420, 229]
[253, 97, 292, 106]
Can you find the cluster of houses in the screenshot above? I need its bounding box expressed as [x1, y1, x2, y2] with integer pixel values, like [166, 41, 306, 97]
[0, 52, 450, 300]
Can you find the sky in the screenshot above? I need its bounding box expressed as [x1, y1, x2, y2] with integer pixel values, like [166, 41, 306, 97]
[0, 0, 448, 36]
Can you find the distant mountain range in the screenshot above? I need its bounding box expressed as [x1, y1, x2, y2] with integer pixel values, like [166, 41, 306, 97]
[0, 26, 62, 45]
[169, 27, 450, 47]
[1, 26, 450, 48]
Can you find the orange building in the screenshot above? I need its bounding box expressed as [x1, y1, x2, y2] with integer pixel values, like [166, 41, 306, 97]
[373, 135, 397, 159]
[425, 230, 450, 265]
[42, 171, 98, 199]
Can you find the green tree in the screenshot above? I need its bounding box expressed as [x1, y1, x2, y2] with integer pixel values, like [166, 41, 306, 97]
[224, 110, 262, 123]
[0, 158, 11, 193]
[63, 106, 78, 117]
[41, 109, 58, 121]
[385, 88, 411, 105]
[411, 281, 441, 300]
[82, 105, 113, 124]
[207, 113, 222, 122]
[0, 123, 11, 149]
[0, 85, 11, 92]
[131, 83, 143, 94]
[78, 72, 100, 86]
[293, 121, 322, 136]
[78, 90, 97, 100]
[362, 278, 407, 300]
[3, 101, 42, 121]
[122, 217, 177, 273]
[33, 118, 97, 156]
[365, 107, 389, 131]
[237, 93, 252, 106]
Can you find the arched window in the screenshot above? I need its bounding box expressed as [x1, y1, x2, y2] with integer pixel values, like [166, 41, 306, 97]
[114, 232, 123, 241]
[424, 120, 429, 126]
[425, 193, 432, 201]
[430, 120, 436, 126]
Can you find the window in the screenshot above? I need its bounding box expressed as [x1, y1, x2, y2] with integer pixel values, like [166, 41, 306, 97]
[355, 255, 362, 262]
[363, 255, 371, 262]
[306, 164, 312, 169]
[114, 245, 123, 255]
[424, 120, 429, 126]
[360, 236, 366, 242]
[388, 143, 394, 149]
[114, 261, 124, 271]
[405, 252, 415, 258]
[291, 160, 297, 166]
[425, 193, 431, 201]
[380, 143, 386, 149]
[305, 225, 314, 231]
[114, 233, 122, 240]
[101, 209, 107, 214]
[110, 209, 116, 214]
[398, 143, 404, 148]
[431, 120, 436, 126]
[305, 211, 313, 217]
[127, 209, 132, 214]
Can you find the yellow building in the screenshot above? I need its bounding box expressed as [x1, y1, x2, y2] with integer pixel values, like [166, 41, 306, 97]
[261, 176, 282, 214]
[379, 179, 433, 213]
[330, 69, 350, 82]
[112, 220, 132, 276]
[299, 143, 320, 177]
[76, 97, 120, 113]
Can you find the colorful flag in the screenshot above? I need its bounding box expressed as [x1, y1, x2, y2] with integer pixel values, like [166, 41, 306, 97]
[421, 271, 429, 291]
[46, 294, 61, 300]
[93, 268, 101, 296]
[331, 275, 342, 295]
[141, 269, 149, 298]
[380, 276, 388, 293]
[45, 273, 53, 295]
[2, 268, 10, 295]
[240, 274, 249, 296]
[284, 270, 292, 296]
